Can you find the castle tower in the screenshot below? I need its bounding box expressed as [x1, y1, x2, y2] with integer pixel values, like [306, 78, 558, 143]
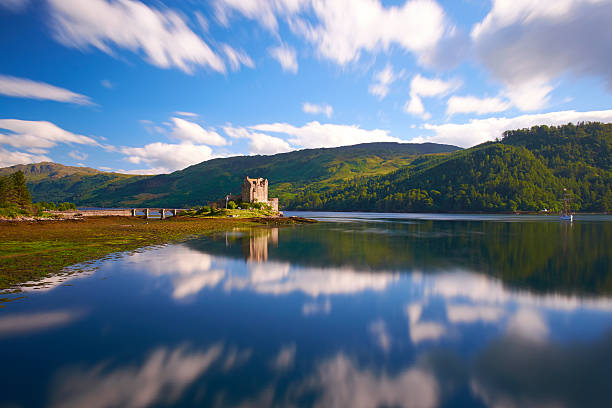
[242, 177, 268, 203]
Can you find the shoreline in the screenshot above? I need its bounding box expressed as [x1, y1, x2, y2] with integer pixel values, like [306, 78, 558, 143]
[0, 215, 314, 291]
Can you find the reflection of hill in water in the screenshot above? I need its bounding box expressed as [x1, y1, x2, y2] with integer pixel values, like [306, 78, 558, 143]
[185, 220, 612, 296]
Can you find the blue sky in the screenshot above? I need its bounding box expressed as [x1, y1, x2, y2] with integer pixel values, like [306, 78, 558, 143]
[0, 0, 611, 174]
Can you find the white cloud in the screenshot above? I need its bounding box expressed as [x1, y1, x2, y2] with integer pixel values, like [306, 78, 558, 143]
[222, 44, 255, 71]
[247, 132, 293, 155]
[0, 119, 101, 150]
[301, 354, 439, 408]
[369, 319, 391, 352]
[68, 151, 88, 161]
[446, 304, 504, 324]
[471, 0, 612, 109]
[302, 299, 331, 316]
[418, 109, 612, 147]
[302, 102, 333, 118]
[224, 126, 293, 155]
[426, 270, 612, 313]
[250, 121, 402, 149]
[50, 345, 223, 408]
[405, 94, 430, 120]
[295, 0, 448, 66]
[269, 43, 298, 73]
[173, 111, 198, 118]
[446, 95, 511, 116]
[369, 64, 404, 100]
[0, 0, 29, 12]
[194, 11, 209, 32]
[126, 247, 225, 299]
[0, 75, 93, 105]
[235, 262, 397, 297]
[405, 74, 461, 119]
[506, 308, 548, 342]
[218, 0, 452, 68]
[221, 347, 252, 372]
[120, 142, 214, 174]
[170, 117, 227, 146]
[0, 147, 51, 167]
[48, 0, 225, 74]
[270, 344, 296, 371]
[503, 80, 554, 111]
[214, 0, 308, 32]
[100, 79, 113, 89]
[405, 303, 446, 344]
[0, 310, 84, 338]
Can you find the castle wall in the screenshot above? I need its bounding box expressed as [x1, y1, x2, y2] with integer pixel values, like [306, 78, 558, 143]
[241, 176, 279, 213]
[242, 177, 268, 203]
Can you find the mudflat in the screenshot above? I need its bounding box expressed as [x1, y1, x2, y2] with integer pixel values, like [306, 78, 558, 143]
[0, 216, 257, 290]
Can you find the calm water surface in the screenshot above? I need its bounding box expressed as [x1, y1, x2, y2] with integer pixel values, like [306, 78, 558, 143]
[1, 212, 611, 407]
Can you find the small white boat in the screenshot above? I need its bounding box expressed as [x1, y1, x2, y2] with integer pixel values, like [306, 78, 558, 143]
[560, 189, 573, 222]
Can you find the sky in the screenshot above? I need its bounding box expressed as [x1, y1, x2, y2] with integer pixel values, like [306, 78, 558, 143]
[0, 0, 611, 174]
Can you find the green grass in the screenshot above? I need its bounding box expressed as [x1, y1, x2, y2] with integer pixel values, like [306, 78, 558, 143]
[183, 207, 279, 218]
[0, 216, 257, 290]
[0, 206, 30, 218]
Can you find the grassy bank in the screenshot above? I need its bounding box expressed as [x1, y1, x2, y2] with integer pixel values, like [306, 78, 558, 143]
[0, 216, 260, 290]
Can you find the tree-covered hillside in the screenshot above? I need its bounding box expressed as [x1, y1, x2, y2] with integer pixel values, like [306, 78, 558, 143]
[287, 123, 612, 212]
[1, 123, 610, 212]
[0, 142, 458, 207]
[0, 162, 148, 205]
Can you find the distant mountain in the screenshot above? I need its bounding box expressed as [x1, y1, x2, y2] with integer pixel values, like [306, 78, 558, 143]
[0, 142, 460, 207]
[287, 122, 612, 212]
[0, 162, 148, 204]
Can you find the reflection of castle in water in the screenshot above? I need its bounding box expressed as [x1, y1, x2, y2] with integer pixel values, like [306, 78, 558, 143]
[225, 228, 279, 262]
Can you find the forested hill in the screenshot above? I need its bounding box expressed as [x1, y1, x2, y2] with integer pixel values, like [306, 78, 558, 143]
[0, 162, 148, 205]
[287, 122, 612, 212]
[0, 142, 459, 207]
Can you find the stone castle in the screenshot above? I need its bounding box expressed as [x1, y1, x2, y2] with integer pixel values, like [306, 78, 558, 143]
[238, 177, 279, 212]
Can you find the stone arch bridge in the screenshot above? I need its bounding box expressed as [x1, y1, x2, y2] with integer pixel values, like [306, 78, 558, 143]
[49, 208, 188, 219]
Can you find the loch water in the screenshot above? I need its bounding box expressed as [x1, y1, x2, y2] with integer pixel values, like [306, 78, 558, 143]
[1, 213, 612, 407]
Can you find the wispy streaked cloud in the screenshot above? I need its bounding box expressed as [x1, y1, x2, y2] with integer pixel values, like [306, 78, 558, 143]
[269, 43, 298, 73]
[0, 75, 93, 105]
[48, 0, 225, 74]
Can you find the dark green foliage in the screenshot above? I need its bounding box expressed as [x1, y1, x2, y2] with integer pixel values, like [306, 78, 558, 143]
[0, 171, 31, 209]
[227, 200, 237, 209]
[243, 201, 271, 210]
[287, 122, 612, 213]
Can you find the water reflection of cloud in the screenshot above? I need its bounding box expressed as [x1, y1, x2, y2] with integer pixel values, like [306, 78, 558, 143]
[445, 304, 504, 324]
[297, 354, 439, 408]
[125, 247, 225, 299]
[302, 299, 331, 316]
[231, 262, 398, 297]
[50, 345, 222, 408]
[270, 344, 296, 372]
[121, 245, 399, 300]
[369, 320, 391, 352]
[0, 309, 85, 338]
[405, 303, 446, 345]
[16, 269, 97, 293]
[506, 308, 548, 342]
[222, 347, 252, 373]
[427, 271, 612, 312]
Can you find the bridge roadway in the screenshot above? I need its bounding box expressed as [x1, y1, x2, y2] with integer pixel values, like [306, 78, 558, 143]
[49, 208, 188, 219]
